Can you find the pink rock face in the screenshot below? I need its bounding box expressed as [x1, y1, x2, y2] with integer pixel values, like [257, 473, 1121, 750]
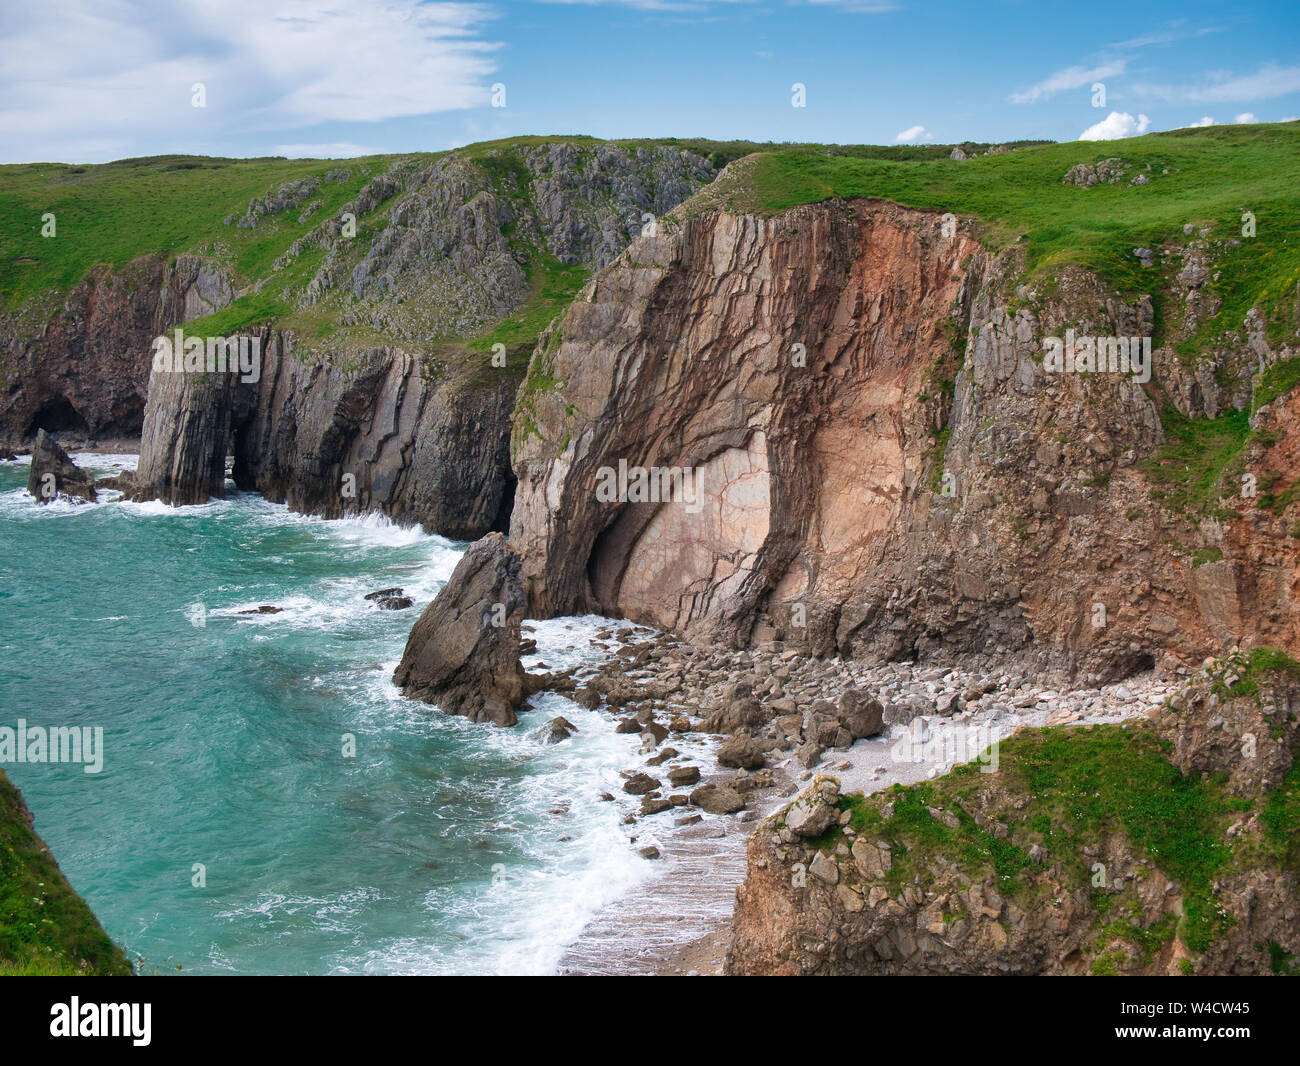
[510, 195, 1300, 679]
[511, 199, 981, 653]
[615, 435, 771, 631]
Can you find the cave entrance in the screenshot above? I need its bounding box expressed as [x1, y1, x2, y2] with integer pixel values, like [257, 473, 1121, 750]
[25, 396, 89, 440]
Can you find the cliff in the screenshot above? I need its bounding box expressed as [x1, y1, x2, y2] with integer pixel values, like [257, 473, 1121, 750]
[510, 127, 1300, 681]
[0, 769, 132, 975]
[118, 142, 718, 530]
[0, 254, 232, 448]
[725, 651, 1300, 976]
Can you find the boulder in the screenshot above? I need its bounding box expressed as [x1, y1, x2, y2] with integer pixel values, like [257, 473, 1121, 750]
[837, 689, 885, 739]
[667, 765, 701, 787]
[689, 783, 745, 814]
[808, 851, 840, 885]
[784, 782, 840, 838]
[717, 734, 767, 770]
[622, 772, 661, 796]
[26, 430, 97, 504]
[541, 716, 578, 744]
[391, 533, 527, 727]
[95, 470, 136, 494]
[701, 681, 766, 733]
[365, 587, 415, 610]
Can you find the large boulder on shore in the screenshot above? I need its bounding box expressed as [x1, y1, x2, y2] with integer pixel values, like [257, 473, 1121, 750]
[392, 533, 527, 726]
[26, 430, 96, 504]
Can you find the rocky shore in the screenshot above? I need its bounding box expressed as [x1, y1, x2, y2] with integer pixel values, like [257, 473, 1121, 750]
[549, 623, 1177, 974]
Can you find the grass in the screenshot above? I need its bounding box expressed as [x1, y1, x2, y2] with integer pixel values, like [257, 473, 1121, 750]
[1255, 357, 1300, 411]
[723, 123, 1300, 352]
[0, 154, 387, 315]
[1219, 646, 1300, 700]
[466, 254, 589, 380]
[809, 720, 1282, 959]
[0, 768, 132, 975]
[1139, 404, 1252, 516]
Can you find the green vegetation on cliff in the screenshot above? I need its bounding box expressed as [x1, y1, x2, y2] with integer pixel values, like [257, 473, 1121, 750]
[0, 154, 382, 313]
[807, 655, 1300, 970]
[0, 768, 132, 975]
[713, 123, 1300, 350]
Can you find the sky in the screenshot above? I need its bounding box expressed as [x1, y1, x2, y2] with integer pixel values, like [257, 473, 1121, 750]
[0, 0, 1297, 163]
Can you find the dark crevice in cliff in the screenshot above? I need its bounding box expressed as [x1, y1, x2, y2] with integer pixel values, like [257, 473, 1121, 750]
[24, 396, 90, 440]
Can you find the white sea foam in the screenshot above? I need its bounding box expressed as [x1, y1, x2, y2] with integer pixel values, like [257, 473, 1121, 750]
[339, 612, 665, 975]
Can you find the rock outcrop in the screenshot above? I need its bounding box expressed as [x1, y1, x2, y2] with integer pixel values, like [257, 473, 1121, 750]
[0, 254, 233, 450]
[131, 351, 258, 506]
[25, 429, 96, 503]
[509, 197, 1300, 681]
[392, 533, 528, 726]
[725, 656, 1300, 976]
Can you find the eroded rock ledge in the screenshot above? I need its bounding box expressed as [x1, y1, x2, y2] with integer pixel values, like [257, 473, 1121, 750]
[724, 653, 1300, 976]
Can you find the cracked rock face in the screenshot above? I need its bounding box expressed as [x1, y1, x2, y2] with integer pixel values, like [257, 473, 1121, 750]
[512, 201, 980, 652]
[392, 533, 527, 727]
[232, 335, 518, 539]
[511, 197, 1300, 680]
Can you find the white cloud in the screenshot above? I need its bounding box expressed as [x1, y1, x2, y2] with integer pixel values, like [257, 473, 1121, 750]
[1078, 111, 1151, 141]
[1186, 116, 1217, 127]
[0, 0, 500, 163]
[1011, 62, 1126, 104]
[894, 124, 930, 143]
[1235, 112, 1257, 123]
[1131, 63, 1300, 104]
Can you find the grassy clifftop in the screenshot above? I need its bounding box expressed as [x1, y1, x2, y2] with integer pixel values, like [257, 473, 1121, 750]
[0, 768, 132, 975]
[688, 122, 1300, 351]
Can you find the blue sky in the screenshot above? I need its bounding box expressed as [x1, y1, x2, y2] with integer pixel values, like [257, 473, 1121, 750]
[1, 0, 1297, 162]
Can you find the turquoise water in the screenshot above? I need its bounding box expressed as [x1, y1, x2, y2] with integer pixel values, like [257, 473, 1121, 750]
[0, 456, 650, 974]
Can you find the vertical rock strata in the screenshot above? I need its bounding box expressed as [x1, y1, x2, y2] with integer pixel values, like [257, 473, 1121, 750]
[510, 200, 1300, 681]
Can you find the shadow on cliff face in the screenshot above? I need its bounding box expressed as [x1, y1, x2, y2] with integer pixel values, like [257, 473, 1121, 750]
[491, 471, 516, 534]
[23, 396, 90, 441]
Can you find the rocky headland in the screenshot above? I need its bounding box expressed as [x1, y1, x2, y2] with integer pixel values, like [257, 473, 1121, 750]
[8, 126, 1300, 976]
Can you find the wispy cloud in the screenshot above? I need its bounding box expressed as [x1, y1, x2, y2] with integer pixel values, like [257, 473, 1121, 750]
[1011, 61, 1126, 105]
[894, 124, 930, 143]
[1105, 22, 1221, 51]
[0, 0, 500, 162]
[1131, 62, 1300, 104]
